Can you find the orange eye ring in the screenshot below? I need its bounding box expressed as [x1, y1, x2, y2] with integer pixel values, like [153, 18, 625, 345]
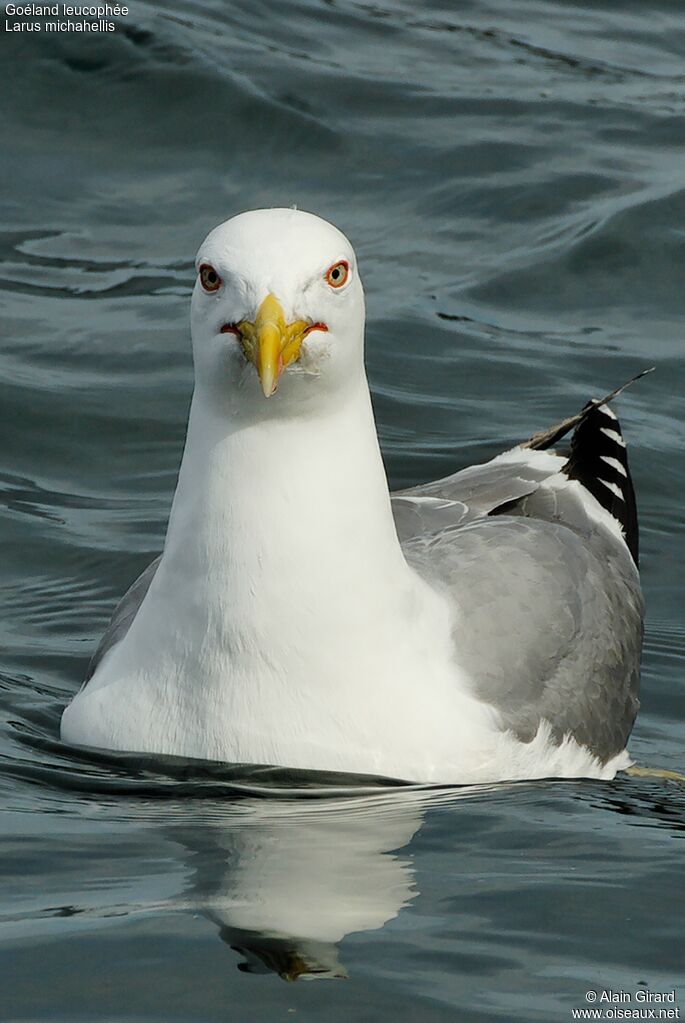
[324, 260, 350, 289]
[199, 263, 222, 292]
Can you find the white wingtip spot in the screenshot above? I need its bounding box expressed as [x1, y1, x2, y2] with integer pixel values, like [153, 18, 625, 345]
[599, 478, 624, 500]
[600, 426, 626, 447]
[600, 455, 627, 476]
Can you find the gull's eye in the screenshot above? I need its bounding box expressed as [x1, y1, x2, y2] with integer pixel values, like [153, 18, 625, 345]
[324, 260, 350, 289]
[199, 263, 222, 293]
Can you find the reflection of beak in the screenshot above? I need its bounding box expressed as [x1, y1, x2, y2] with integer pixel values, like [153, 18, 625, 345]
[233, 294, 320, 397]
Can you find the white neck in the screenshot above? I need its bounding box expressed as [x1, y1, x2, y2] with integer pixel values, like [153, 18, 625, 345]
[160, 374, 420, 644]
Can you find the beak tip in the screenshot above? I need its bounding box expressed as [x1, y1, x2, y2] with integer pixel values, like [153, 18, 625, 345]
[261, 376, 277, 398]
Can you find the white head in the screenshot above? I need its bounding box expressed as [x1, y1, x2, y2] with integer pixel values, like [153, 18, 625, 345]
[190, 209, 366, 418]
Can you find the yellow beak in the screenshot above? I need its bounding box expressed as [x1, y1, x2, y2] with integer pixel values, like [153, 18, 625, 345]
[236, 293, 312, 397]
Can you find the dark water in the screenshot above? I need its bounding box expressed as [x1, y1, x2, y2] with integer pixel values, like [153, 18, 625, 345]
[1, 0, 684, 1019]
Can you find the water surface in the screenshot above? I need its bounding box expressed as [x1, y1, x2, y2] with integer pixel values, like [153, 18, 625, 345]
[1, 0, 684, 1019]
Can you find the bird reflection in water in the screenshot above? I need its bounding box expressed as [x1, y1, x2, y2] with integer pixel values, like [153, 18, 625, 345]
[172, 785, 449, 982]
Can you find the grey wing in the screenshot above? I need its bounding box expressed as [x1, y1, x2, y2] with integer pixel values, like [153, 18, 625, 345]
[392, 441, 643, 762]
[84, 555, 162, 685]
[391, 450, 565, 540]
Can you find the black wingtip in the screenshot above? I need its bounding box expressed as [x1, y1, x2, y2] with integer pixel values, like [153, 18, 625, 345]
[522, 368, 654, 452]
[563, 402, 640, 564]
[521, 368, 652, 566]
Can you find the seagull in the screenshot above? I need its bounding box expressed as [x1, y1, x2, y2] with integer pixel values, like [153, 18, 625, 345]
[60, 208, 645, 784]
